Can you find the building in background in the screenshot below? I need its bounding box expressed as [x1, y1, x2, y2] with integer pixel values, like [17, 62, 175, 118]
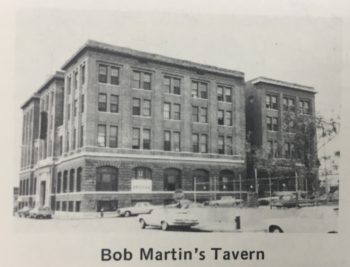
[245, 77, 318, 194]
[17, 40, 246, 213]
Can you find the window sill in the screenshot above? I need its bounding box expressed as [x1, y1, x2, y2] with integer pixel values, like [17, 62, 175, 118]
[218, 100, 233, 104]
[132, 115, 152, 118]
[98, 82, 121, 87]
[132, 87, 152, 91]
[164, 93, 182, 97]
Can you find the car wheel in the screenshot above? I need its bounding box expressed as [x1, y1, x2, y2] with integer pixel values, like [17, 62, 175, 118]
[124, 211, 131, 217]
[139, 219, 147, 229]
[161, 221, 169, 231]
[269, 226, 283, 233]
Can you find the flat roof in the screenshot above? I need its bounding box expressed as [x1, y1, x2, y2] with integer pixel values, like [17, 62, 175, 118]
[36, 71, 65, 94]
[20, 94, 40, 109]
[249, 76, 315, 93]
[62, 40, 244, 79]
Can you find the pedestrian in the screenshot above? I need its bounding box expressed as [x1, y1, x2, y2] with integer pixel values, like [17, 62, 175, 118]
[100, 207, 104, 218]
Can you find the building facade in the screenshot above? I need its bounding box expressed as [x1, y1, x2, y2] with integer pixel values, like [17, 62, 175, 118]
[245, 77, 318, 193]
[18, 40, 246, 213]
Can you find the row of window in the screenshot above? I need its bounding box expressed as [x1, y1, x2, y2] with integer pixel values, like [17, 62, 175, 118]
[268, 141, 299, 159]
[56, 168, 82, 193]
[65, 125, 84, 152]
[19, 177, 37, 196]
[67, 94, 85, 120]
[97, 63, 235, 101]
[56, 201, 81, 212]
[67, 64, 86, 94]
[266, 116, 297, 132]
[266, 94, 312, 114]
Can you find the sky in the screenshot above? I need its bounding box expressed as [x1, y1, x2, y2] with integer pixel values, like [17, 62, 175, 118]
[12, 8, 343, 184]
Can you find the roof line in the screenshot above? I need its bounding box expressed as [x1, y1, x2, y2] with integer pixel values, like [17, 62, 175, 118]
[61, 40, 244, 78]
[36, 71, 65, 95]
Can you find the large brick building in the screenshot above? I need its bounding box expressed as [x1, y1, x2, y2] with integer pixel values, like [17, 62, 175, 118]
[245, 77, 318, 193]
[18, 40, 246, 213]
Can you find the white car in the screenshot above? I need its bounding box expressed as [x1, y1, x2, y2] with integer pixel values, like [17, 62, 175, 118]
[259, 206, 338, 233]
[138, 207, 199, 231]
[116, 202, 154, 217]
[28, 207, 53, 219]
[207, 196, 243, 207]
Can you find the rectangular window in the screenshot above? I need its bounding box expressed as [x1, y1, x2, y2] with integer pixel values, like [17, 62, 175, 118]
[110, 95, 119, 113]
[132, 128, 140, 149]
[218, 136, 224, 154]
[217, 86, 224, 101]
[110, 66, 119, 85]
[74, 100, 77, 116]
[132, 98, 141, 115]
[97, 124, 106, 147]
[59, 136, 63, 155]
[268, 140, 273, 158]
[56, 201, 60, 211]
[225, 111, 232, 126]
[273, 141, 279, 158]
[283, 97, 296, 112]
[81, 65, 85, 85]
[67, 76, 71, 94]
[98, 93, 107, 112]
[199, 82, 208, 99]
[192, 134, 199, 153]
[300, 100, 311, 114]
[164, 102, 171, 119]
[266, 94, 278, 110]
[110, 126, 118, 148]
[200, 107, 208, 123]
[80, 126, 84, 148]
[200, 134, 208, 153]
[132, 71, 141, 88]
[72, 128, 76, 149]
[226, 136, 233, 155]
[191, 81, 198, 98]
[266, 116, 272, 131]
[173, 78, 181, 95]
[173, 131, 180, 152]
[68, 201, 74, 212]
[272, 117, 279, 131]
[143, 99, 151, 117]
[164, 131, 171, 151]
[67, 103, 71, 120]
[284, 143, 290, 158]
[225, 87, 232, 102]
[98, 65, 108, 83]
[173, 104, 180, 120]
[164, 77, 171, 93]
[66, 131, 70, 152]
[81, 94, 84, 113]
[164, 76, 181, 94]
[74, 72, 78, 89]
[143, 73, 151, 90]
[62, 201, 67, 211]
[143, 129, 151, 149]
[75, 201, 81, 212]
[192, 106, 199, 122]
[218, 110, 224, 125]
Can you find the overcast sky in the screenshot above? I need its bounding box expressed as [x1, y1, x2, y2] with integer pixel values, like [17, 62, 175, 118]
[13, 9, 342, 183]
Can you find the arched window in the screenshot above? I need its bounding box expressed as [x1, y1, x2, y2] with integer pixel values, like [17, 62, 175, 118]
[133, 167, 152, 180]
[96, 166, 118, 191]
[57, 172, 61, 193]
[63, 171, 68, 193]
[193, 169, 209, 191]
[164, 168, 181, 191]
[69, 169, 75, 192]
[219, 170, 235, 191]
[76, 168, 82, 192]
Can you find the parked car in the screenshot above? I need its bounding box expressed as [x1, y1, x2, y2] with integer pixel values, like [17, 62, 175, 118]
[206, 196, 243, 207]
[17, 206, 31, 218]
[28, 207, 53, 219]
[116, 202, 154, 217]
[258, 196, 279, 206]
[258, 206, 338, 233]
[139, 207, 199, 231]
[271, 192, 314, 208]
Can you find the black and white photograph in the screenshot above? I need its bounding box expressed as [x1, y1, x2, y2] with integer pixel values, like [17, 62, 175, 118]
[1, 0, 349, 266]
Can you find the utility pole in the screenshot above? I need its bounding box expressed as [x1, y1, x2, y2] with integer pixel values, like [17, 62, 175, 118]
[254, 168, 258, 194]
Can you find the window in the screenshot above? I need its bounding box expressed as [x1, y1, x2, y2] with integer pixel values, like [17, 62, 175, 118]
[143, 99, 151, 116]
[299, 99, 311, 114]
[67, 76, 71, 94]
[132, 71, 141, 88]
[173, 131, 180, 152]
[164, 131, 171, 151]
[76, 168, 82, 192]
[98, 93, 107, 112]
[69, 169, 75, 192]
[191, 81, 198, 98]
[268, 140, 279, 158]
[134, 167, 152, 179]
[266, 116, 272, 130]
[164, 102, 171, 119]
[63, 171, 68, 193]
[97, 124, 106, 147]
[218, 110, 224, 125]
[266, 94, 278, 110]
[173, 104, 181, 120]
[74, 100, 77, 116]
[192, 106, 199, 122]
[57, 172, 62, 193]
[217, 86, 224, 101]
[67, 103, 71, 120]
[96, 166, 118, 191]
[75, 201, 81, 212]
[72, 128, 76, 149]
[164, 168, 181, 191]
[80, 126, 84, 147]
[200, 134, 208, 153]
[272, 117, 279, 131]
[192, 134, 199, 152]
[225, 87, 232, 102]
[225, 111, 232, 126]
[132, 128, 140, 149]
[110, 66, 119, 85]
[62, 201, 67, 211]
[98, 65, 108, 83]
[132, 98, 141, 115]
[56, 201, 60, 211]
[218, 136, 224, 154]
[267, 116, 278, 131]
[66, 131, 70, 152]
[59, 136, 63, 155]
[284, 142, 295, 158]
[143, 129, 151, 149]
[283, 97, 295, 112]
[164, 76, 181, 95]
[199, 82, 208, 99]
[193, 169, 209, 191]
[132, 71, 151, 90]
[226, 136, 233, 155]
[81, 94, 84, 113]
[110, 95, 119, 113]
[200, 107, 208, 123]
[81, 64, 85, 85]
[110, 126, 118, 148]
[74, 71, 78, 89]
[143, 73, 151, 90]
[219, 170, 235, 191]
